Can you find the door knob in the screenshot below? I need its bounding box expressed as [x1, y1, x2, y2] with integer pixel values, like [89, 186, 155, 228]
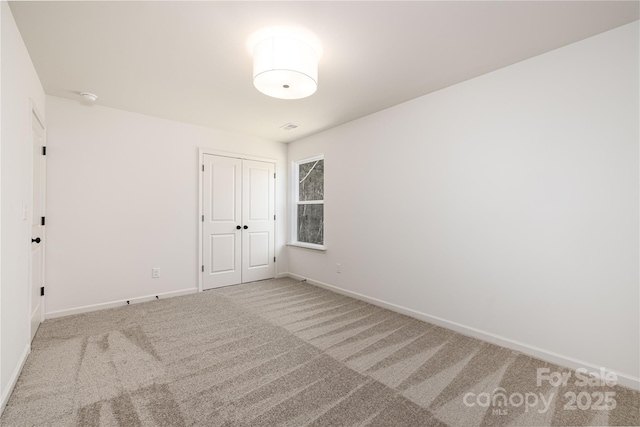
[236, 225, 241, 230]
[32, 237, 41, 244]
[243, 225, 248, 229]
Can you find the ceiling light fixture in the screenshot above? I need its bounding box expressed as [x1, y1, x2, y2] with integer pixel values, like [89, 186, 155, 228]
[250, 27, 321, 100]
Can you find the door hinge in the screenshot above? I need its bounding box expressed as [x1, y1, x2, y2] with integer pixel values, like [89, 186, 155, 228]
[202, 215, 204, 222]
[42, 146, 47, 156]
[40, 287, 44, 296]
[41, 216, 45, 226]
[202, 165, 204, 171]
[274, 215, 276, 221]
[274, 257, 276, 262]
[201, 265, 204, 272]
[274, 173, 276, 179]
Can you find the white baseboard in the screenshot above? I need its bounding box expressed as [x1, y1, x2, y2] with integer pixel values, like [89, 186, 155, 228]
[284, 272, 640, 391]
[45, 288, 198, 320]
[0, 343, 30, 415]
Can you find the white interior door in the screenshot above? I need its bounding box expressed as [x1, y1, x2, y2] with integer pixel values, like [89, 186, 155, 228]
[201, 154, 275, 289]
[30, 111, 45, 341]
[202, 154, 242, 290]
[242, 160, 275, 283]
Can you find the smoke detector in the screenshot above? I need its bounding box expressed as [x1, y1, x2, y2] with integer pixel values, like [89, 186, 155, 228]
[80, 92, 98, 102]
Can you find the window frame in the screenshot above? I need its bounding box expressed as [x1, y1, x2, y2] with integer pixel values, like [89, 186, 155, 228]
[290, 154, 326, 251]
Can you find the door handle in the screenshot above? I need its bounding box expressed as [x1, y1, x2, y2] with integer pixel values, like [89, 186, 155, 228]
[243, 225, 248, 229]
[32, 237, 41, 244]
[236, 225, 241, 230]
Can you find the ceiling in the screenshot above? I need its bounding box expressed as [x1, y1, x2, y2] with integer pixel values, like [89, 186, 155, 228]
[9, 1, 639, 143]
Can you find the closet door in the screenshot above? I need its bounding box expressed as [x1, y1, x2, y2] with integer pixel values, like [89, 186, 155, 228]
[242, 160, 275, 283]
[202, 154, 242, 289]
[201, 155, 275, 289]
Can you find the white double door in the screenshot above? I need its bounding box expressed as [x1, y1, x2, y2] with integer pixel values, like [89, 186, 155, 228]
[202, 154, 275, 289]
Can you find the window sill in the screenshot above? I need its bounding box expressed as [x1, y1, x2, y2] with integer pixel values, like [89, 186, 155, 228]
[287, 243, 327, 252]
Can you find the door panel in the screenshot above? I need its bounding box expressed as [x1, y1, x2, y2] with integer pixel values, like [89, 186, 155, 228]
[210, 234, 237, 273]
[248, 167, 269, 220]
[242, 160, 275, 283]
[248, 232, 270, 267]
[30, 112, 45, 341]
[202, 155, 242, 289]
[211, 163, 238, 221]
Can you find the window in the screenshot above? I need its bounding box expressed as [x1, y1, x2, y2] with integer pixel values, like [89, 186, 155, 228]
[292, 156, 324, 248]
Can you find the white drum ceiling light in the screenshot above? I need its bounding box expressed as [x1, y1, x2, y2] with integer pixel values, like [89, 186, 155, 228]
[250, 27, 321, 100]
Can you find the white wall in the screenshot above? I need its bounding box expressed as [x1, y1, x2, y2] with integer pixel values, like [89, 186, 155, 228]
[288, 22, 639, 387]
[45, 96, 287, 316]
[0, 0, 46, 409]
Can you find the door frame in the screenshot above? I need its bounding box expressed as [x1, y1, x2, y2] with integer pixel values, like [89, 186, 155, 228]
[29, 101, 46, 339]
[198, 148, 278, 292]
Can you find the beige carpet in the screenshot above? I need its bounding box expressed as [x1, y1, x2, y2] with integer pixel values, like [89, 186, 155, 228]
[1, 277, 638, 426]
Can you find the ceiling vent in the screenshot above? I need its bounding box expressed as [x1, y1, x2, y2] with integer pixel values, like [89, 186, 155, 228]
[280, 123, 299, 131]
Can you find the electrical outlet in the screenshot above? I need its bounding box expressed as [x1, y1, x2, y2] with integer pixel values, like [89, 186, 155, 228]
[336, 263, 341, 273]
[152, 268, 160, 278]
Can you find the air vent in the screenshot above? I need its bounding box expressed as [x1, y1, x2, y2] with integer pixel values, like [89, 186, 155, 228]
[280, 123, 299, 131]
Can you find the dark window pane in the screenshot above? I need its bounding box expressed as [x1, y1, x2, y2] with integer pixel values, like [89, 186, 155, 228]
[297, 204, 323, 245]
[299, 159, 324, 201]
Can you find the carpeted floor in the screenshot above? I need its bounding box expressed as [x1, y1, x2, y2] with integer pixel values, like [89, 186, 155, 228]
[1, 277, 638, 426]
